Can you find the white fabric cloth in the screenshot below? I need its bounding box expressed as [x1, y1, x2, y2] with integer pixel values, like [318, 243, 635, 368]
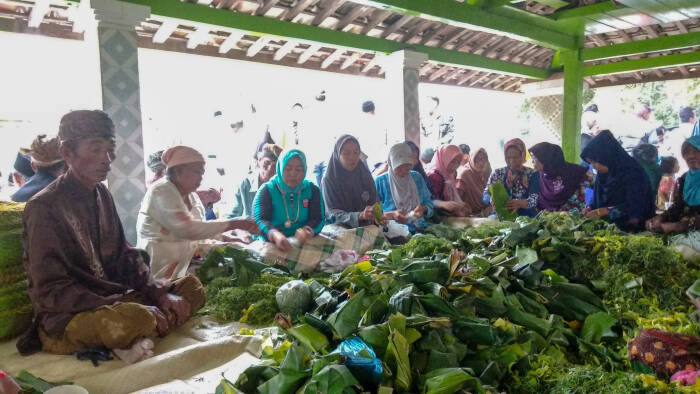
[137, 178, 229, 281]
[388, 143, 420, 212]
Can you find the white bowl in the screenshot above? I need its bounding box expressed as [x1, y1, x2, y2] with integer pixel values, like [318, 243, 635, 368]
[44, 385, 89, 394]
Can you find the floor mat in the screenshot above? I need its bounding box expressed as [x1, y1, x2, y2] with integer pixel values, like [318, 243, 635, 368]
[0, 316, 262, 393]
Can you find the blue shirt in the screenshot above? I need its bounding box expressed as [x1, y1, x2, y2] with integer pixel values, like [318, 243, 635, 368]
[11, 171, 57, 203]
[375, 171, 434, 229]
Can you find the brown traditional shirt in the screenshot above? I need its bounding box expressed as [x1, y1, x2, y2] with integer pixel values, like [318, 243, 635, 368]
[22, 172, 168, 338]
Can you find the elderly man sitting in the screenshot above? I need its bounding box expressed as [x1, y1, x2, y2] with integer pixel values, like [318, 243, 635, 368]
[19, 110, 201, 364]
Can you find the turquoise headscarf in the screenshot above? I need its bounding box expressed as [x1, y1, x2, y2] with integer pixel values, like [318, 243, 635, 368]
[683, 136, 700, 207]
[273, 149, 308, 193]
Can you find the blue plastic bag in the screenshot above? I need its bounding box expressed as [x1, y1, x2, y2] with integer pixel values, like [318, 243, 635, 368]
[332, 337, 383, 385]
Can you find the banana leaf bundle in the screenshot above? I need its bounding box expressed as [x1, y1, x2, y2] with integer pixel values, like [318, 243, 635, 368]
[489, 183, 516, 221]
[0, 201, 24, 232]
[0, 228, 23, 267]
[0, 263, 26, 287]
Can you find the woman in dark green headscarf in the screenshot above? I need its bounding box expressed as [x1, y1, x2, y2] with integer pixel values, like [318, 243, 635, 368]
[253, 149, 325, 252]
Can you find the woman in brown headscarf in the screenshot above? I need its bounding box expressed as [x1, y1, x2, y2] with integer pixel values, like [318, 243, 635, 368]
[456, 148, 492, 216]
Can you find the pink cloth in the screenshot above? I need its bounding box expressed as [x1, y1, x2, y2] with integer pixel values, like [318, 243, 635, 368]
[429, 144, 463, 202]
[671, 370, 700, 386]
[162, 146, 205, 168]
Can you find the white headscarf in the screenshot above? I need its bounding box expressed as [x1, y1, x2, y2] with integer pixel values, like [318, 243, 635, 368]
[388, 142, 420, 212]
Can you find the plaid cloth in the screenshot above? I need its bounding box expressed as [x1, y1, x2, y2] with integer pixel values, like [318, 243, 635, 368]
[244, 225, 386, 273]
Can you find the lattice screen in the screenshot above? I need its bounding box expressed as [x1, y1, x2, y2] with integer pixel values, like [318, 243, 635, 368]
[529, 95, 564, 139]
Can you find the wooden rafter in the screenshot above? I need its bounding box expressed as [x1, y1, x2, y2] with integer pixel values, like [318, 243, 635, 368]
[381, 14, 412, 39]
[401, 19, 432, 43]
[284, 0, 316, 22]
[341, 52, 361, 69]
[256, 0, 279, 15]
[274, 39, 297, 60]
[321, 48, 344, 68]
[419, 23, 451, 46]
[312, 0, 344, 25]
[428, 65, 452, 81]
[297, 43, 320, 63]
[360, 9, 391, 35]
[334, 5, 369, 31]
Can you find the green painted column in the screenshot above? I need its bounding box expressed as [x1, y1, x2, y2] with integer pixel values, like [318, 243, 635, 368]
[561, 49, 584, 163]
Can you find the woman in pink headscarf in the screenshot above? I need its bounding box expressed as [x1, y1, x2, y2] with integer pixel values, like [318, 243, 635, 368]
[426, 144, 469, 216]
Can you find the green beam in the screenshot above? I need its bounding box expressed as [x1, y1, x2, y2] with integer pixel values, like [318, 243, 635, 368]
[548, 1, 626, 20]
[582, 31, 700, 61]
[561, 49, 583, 163]
[350, 0, 578, 50]
[120, 0, 550, 79]
[584, 50, 700, 77]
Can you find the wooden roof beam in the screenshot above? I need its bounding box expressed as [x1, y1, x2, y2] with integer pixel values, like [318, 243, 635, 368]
[187, 27, 210, 49]
[582, 31, 700, 61]
[246, 35, 272, 56]
[584, 50, 700, 77]
[381, 14, 412, 39]
[28, 0, 49, 28]
[439, 29, 469, 49]
[153, 20, 178, 43]
[341, 52, 361, 69]
[297, 43, 321, 64]
[256, 0, 279, 16]
[321, 48, 344, 68]
[335, 6, 370, 31]
[419, 23, 451, 46]
[401, 19, 433, 43]
[360, 9, 391, 35]
[274, 40, 298, 60]
[349, 0, 578, 49]
[312, 0, 345, 26]
[362, 55, 382, 72]
[284, 0, 317, 22]
[218, 30, 244, 53]
[457, 70, 479, 85]
[128, 0, 551, 79]
[428, 66, 452, 81]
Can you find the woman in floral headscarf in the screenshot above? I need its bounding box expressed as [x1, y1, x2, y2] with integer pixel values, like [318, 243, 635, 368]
[426, 144, 468, 216]
[482, 138, 540, 218]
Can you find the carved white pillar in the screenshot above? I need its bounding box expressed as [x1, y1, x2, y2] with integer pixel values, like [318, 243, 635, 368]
[385, 50, 428, 148]
[91, 0, 150, 244]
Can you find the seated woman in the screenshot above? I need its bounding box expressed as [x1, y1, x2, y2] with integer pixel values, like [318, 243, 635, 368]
[483, 138, 540, 218]
[229, 142, 280, 219]
[656, 156, 679, 211]
[375, 142, 434, 229]
[426, 144, 468, 216]
[529, 142, 591, 213]
[457, 147, 492, 217]
[647, 137, 700, 233]
[253, 149, 325, 253]
[371, 141, 432, 192]
[633, 143, 662, 196]
[581, 130, 655, 232]
[137, 146, 259, 281]
[322, 135, 388, 227]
